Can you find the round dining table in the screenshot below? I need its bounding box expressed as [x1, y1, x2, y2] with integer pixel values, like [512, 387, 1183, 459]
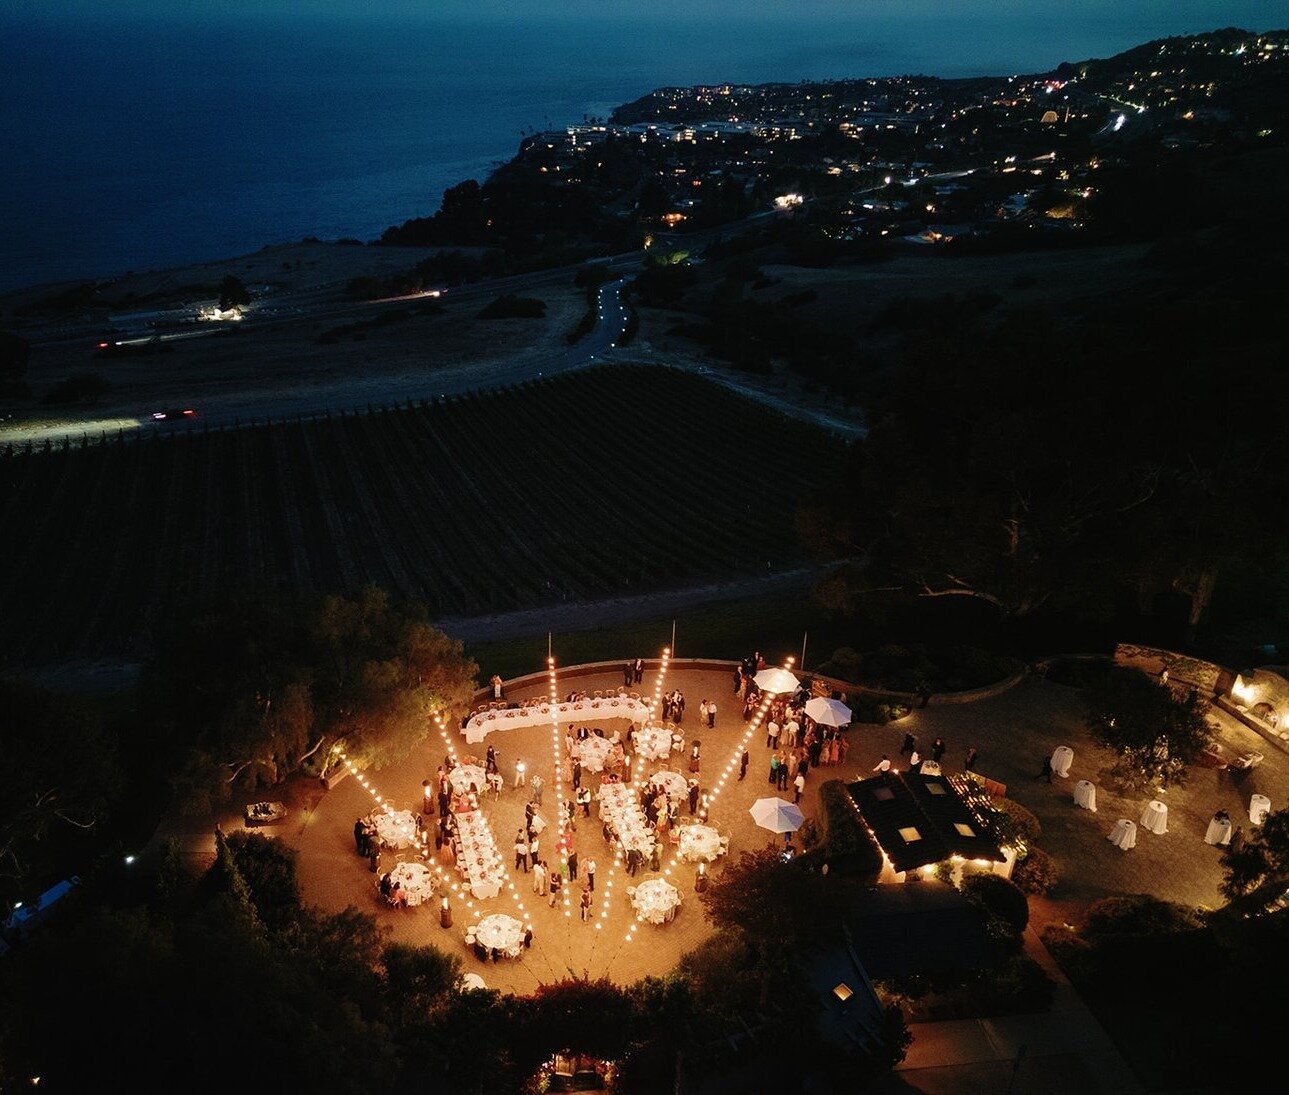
[649, 769, 689, 802]
[677, 824, 726, 863]
[630, 878, 681, 924]
[370, 809, 418, 849]
[450, 764, 487, 795]
[1250, 794, 1272, 825]
[474, 914, 526, 958]
[388, 861, 435, 906]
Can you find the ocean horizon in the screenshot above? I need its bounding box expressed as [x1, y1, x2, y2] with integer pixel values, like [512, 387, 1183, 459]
[2, 3, 1282, 291]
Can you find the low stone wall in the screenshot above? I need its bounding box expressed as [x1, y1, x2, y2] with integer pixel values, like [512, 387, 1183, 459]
[473, 657, 1025, 711]
[1113, 643, 1231, 696]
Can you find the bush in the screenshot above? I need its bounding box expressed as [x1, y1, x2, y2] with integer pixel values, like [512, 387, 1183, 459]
[811, 780, 883, 884]
[962, 874, 1029, 936]
[988, 797, 1042, 848]
[1012, 846, 1059, 896]
[1082, 894, 1203, 941]
[478, 294, 545, 319]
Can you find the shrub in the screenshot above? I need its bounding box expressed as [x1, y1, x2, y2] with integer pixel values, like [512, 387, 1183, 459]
[988, 797, 1042, 848]
[1082, 894, 1203, 941]
[812, 780, 883, 884]
[1012, 846, 1059, 896]
[962, 874, 1030, 936]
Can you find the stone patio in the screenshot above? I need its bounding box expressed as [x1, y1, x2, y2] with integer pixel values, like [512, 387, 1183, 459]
[286, 663, 1289, 992]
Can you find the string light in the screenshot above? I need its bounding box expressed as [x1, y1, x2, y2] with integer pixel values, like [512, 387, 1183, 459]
[430, 711, 533, 931]
[621, 655, 795, 943]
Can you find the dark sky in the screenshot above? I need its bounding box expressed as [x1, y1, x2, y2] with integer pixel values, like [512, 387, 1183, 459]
[9, 0, 1286, 24]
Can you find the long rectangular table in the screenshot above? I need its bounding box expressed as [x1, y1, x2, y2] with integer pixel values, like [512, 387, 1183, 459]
[465, 696, 649, 743]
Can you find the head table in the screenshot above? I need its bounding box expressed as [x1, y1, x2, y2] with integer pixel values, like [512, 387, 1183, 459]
[465, 695, 649, 743]
[630, 878, 681, 924]
[388, 861, 435, 906]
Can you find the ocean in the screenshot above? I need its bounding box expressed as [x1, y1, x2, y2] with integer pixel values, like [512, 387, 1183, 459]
[1, 3, 1281, 291]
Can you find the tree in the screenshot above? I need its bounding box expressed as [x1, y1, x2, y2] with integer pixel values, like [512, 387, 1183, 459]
[382, 942, 462, 1025]
[218, 274, 251, 311]
[699, 847, 830, 1004]
[0, 679, 122, 891]
[1084, 667, 1211, 789]
[1220, 808, 1289, 916]
[223, 831, 301, 930]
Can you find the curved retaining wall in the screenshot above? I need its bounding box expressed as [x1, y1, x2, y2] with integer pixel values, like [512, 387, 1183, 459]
[474, 657, 1027, 709]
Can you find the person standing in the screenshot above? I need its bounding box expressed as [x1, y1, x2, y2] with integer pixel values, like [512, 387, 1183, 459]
[707, 700, 717, 729]
[514, 760, 527, 788]
[687, 779, 701, 815]
[900, 732, 915, 757]
[794, 770, 806, 804]
[733, 666, 743, 695]
[699, 700, 709, 727]
[623, 661, 634, 687]
[531, 773, 544, 805]
[354, 818, 367, 855]
[837, 735, 850, 766]
[689, 741, 701, 773]
[515, 830, 530, 873]
[909, 749, 920, 769]
[634, 657, 644, 684]
[422, 780, 435, 817]
[491, 674, 504, 701]
[580, 886, 593, 922]
[1035, 755, 1053, 783]
[568, 848, 579, 882]
[873, 755, 892, 775]
[586, 857, 596, 892]
[739, 748, 749, 781]
[572, 759, 582, 790]
[549, 868, 562, 907]
[532, 859, 546, 895]
[964, 746, 979, 772]
[766, 720, 780, 750]
[777, 751, 790, 791]
[932, 737, 946, 763]
[528, 833, 540, 867]
[769, 753, 780, 785]
[674, 693, 686, 724]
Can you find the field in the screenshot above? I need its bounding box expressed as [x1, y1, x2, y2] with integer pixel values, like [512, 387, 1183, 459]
[0, 365, 846, 663]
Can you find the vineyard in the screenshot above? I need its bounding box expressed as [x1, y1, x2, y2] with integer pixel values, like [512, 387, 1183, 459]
[0, 366, 847, 662]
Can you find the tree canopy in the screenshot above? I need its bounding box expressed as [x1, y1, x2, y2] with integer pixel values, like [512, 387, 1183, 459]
[1083, 666, 1211, 788]
[140, 587, 477, 812]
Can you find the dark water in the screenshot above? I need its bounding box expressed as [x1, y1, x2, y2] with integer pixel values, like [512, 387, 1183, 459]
[1, 4, 1280, 289]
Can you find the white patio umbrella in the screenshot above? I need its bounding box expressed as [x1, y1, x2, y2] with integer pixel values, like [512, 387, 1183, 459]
[749, 797, 805, 834]
[753, 667, 800, 695]
[805, 696, 853, 727]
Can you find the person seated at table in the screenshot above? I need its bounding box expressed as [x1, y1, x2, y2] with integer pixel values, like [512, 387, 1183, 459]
[489, 947, 501, 963]
[577, 725, 590, 741]
[379, 872, 393, 900]
[593, 726, 605, 738]
[473, 939, 489, 962]
[523, 927, 533, 948]
[390, 883, 407, 908]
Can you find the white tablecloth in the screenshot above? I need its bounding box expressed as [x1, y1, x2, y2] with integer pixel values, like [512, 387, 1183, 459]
[633, 726, 673, 761]
[465, 696, 649, 743]
[371, 810, 418, 849]
[1140, 800, 1168, 835]
[388, 861, 435, 906]
[1051, 746, 1074, 778]
[455, 811, 503, 899]
[1204, 817, 1232, 846]
[450, 764, 487, 795]
[576, 735, 614, 773]
[649, 769, 689, 802]
[1074, 780, 1098, 812]
[473, 913, 525, 957]
[677, 824, 726, 863]
[1250, 794, 1271, 825]
[598, 783, 655, 855]
[1108, 819, 1137, 850]
[630, 878, 681, 924]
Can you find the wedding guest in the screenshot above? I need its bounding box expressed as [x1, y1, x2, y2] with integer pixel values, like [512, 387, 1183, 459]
[964, 747, 979, 772]
[586, 857, 596, 892]
[739, 748, 749, 780]
[932, 737, 946, 763]
[580, 887, 593, 922]
[707, 700, 717, 728]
